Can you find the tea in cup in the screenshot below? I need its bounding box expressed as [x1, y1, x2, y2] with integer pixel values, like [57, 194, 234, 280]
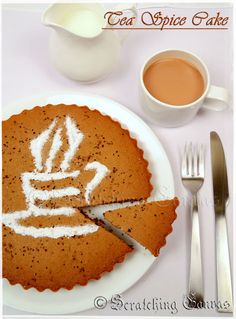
[140, 49, 229, 127]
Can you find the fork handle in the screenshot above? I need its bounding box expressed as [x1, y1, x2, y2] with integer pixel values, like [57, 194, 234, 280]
[188, 194, 204, 307]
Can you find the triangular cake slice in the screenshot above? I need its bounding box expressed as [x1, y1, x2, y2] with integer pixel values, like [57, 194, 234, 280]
[3, 209, 133, 291]
[104, 198, 179, 256]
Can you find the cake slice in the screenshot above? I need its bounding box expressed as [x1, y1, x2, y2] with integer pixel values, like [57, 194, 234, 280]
[104, 198, 179, 256]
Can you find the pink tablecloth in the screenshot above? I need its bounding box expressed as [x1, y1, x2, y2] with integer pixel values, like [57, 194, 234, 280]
[2, 3, 233, 317]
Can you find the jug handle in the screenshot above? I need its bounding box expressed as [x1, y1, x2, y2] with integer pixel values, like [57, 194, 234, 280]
[112, 3, 138, 43]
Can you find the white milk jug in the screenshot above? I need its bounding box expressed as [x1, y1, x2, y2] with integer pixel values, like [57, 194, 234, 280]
[42, 3, 137, 82]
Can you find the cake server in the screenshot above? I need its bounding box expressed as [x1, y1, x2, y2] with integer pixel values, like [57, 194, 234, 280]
[210, 131, 233, 313]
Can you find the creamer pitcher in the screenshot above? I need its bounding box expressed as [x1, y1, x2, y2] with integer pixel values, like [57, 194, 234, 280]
[42, 3, 137, 82]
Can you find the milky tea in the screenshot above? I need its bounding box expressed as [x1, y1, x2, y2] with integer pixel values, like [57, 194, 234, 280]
[143, 58, 204, 106]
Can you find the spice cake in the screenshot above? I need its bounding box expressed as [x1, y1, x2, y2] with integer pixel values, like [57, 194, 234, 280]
[2, 104, 152, 291]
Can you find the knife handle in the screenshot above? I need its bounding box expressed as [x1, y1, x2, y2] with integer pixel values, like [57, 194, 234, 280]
[188, 194, 204, 307]
[216, 213, 233, 312]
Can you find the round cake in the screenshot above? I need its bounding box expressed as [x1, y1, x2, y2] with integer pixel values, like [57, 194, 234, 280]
[2, 104, 152, 291]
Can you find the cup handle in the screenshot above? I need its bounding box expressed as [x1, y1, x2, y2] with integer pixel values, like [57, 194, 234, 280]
[112, 3, 138, 43]
[203, 85, 229, 111]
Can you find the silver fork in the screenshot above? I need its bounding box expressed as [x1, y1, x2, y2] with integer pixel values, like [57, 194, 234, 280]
[182, 143, 204, 307]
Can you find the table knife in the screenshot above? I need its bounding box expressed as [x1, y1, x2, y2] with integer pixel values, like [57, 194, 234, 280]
[210, 131, 233, 313]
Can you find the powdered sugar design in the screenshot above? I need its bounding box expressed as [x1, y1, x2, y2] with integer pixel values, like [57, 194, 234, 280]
[21, 171, 81, 211]
[30, 119, 57, 171]
[45, 127, 63, 173]
[85, 161, 110, 204]
[60, 116, 84, 171]
[2, 115, 110, 238]
[2, 208, 98, 238]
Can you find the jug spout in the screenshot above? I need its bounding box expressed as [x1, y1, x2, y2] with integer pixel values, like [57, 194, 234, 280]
[42, 3, 68, 29]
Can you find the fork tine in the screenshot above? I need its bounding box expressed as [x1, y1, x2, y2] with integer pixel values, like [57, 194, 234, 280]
[182, 143, 188, 175]
[193, 144, 199, 176]
[187, 142, 193, 176]
[199, 144, 205, 176]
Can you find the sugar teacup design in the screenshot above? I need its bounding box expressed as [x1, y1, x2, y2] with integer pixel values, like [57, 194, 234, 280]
[2, 116, 110, 238]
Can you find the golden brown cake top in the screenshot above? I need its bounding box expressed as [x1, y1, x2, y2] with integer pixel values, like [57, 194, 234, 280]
[3, 208, 133, 291]
[3, 104, 152, 214]
[104, 198, 179, 256]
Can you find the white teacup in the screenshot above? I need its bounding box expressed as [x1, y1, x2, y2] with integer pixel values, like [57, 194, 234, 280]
[140, 49, 229, 127]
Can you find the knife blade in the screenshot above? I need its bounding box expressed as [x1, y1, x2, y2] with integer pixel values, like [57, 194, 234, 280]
[210, 131, 233, 313]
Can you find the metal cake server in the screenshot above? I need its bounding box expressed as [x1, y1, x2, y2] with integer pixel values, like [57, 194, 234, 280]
[210, 131, 233, 313]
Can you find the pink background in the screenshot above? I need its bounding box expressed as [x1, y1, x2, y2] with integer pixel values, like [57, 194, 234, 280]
[2, 3, 233, 317]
